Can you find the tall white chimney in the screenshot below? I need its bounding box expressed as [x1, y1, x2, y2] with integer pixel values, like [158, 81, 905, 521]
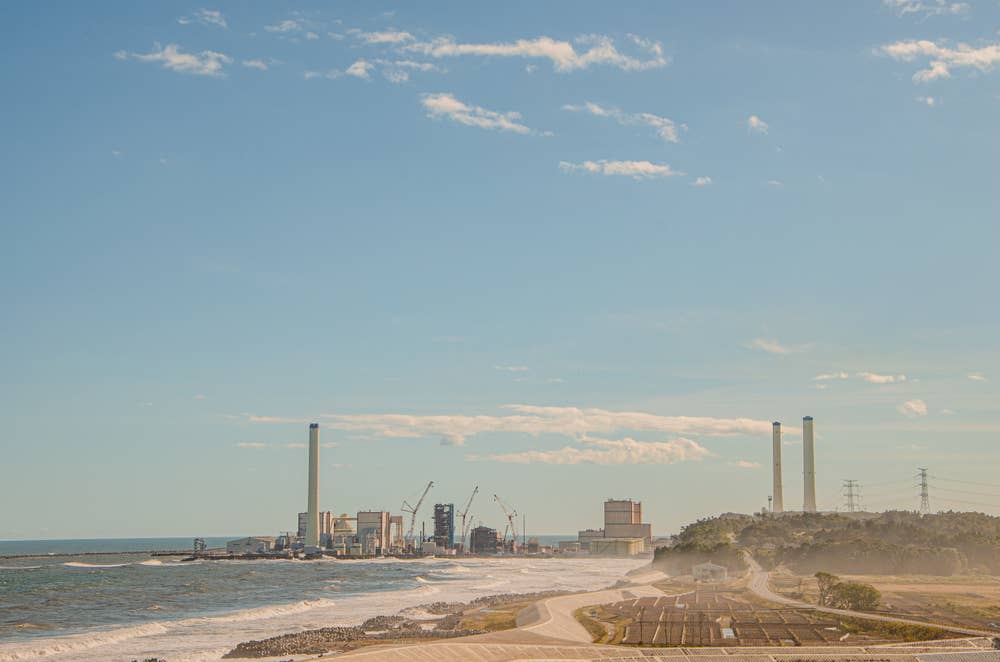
[306, 423, 320, 548]
[803, 416, 816, 513]
[772, 421, 784, 514]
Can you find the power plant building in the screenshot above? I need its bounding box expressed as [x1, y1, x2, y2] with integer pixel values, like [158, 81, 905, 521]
[575, 499, 652, 555]
[470, 525, 500, 554]
[357, 510, 391, 555]
[433, 503, 455, 549]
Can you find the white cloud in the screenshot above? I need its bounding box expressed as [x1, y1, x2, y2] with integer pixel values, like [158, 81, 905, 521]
[345, 59, 375, 79]
[258, 404, 781, 448]
[883, 0, 970, 17]
[421, 93, 536, 134]
[467, 437, 711, 465]
[814, 371, 850, 381]
[917, 95, 936, 105]
[563, 101, 684, 143]
[119, 43, 232, 77]
[495, 365, 529, 373]
[404, 33, 667, 72]
[194, 394, 207, 400]
[880, 39, 1000, 83]
[968, 373, 988, 382]
[236, 442, 268, 448]
[305, 31, 319, 40]
[355, 29, 415, 44]
[692, 176, 713, 186]
[748, 338, 811, 355]
[734, 460, 762, 469]
[265, 19, 303, 33]
[857, 371, 907, 384]
[559, 160, 683, 180]
[898, 399, 928, 417]
[747, 115, 769, 134]
[242, 59, 269, 71]
[178, 9, 228, 29]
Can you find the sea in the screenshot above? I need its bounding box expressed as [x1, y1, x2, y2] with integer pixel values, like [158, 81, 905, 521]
[0, 537, 648, 661]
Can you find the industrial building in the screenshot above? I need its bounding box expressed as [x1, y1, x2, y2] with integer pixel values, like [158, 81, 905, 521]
[433, 503, 455, 549]
[571, 499, 652, 555]
[470, 525, 500, 554]
[298, 510, 334, 538]
[357, 510, 391, 555]
[227, 536, 275, 554]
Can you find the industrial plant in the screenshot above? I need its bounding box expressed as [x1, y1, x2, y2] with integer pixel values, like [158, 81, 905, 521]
[221, 423, 654, 559]
[221, 416, 825, 559]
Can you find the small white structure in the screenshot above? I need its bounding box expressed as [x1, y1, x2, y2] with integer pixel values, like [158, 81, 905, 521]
[692, 561, 728, 582]
[227, 536, 275, 554]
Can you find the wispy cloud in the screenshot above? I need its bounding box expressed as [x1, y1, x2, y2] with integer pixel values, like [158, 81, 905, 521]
[562, 101, 684, 143]
[236, 442, 268, 448]
[345, 59, 375, 79]
[421, 93, 540, 134]
[898, 399, 928, 417]
[814, 371, 850, 381]
[353, 29, 415, 44]
[242, 59, 269, 71]
[178, 9, 228, 29]
[968, 373, 988, 382]
[265, 19, 303, 34]
[253, 404, 781, 448]
[467, 437, 711, 465]
[692, 176, 713, 187]
[748, 338, 811, 355]
[559, 160, 683, 180]
[880, 39, 1000, 83]
[883, 0, 970, 17]
[116, 43, 232, 77]
[734, 460, 761, 469]
[404, 33, 667, 72]
[494, 365, 529, 373]
[857, 371, 907, 384]
[747, 115, 769, 134]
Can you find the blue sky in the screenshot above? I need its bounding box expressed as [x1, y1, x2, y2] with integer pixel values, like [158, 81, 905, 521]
[2, 1, 998, 540]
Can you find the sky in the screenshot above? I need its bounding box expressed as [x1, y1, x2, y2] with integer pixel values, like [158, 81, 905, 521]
[2, 1, 999, 541]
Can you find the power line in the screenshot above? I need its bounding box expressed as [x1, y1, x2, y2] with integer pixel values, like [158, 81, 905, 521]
[935, 496, 1000, 511]
[934, 486, 1000, 500]
[843, 479, 861, 513]
[931, 475, 998, 488]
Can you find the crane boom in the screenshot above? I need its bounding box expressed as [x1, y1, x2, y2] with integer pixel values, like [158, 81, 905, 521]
[401, 480, 434, 549]
[493, 494, 518, 553]
[458, 486, 479, 547]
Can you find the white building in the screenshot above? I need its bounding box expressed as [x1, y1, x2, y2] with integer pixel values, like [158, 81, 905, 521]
[227, 537, 275, 554]
[357, 511, 391, 555]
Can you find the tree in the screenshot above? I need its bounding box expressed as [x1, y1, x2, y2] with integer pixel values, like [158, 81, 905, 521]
[815, 572, 840, 606]
[829, 582, 881, 611]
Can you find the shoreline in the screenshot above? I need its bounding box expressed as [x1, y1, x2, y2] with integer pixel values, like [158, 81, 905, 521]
[222, 590, 569, 659]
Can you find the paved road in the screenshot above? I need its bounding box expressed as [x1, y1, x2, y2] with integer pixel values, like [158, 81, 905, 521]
[745, 556, 1000, 639]
[519, 580, 667, 642]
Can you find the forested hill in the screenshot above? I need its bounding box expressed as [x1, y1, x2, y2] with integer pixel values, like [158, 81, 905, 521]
[653, 511, 1000, 576]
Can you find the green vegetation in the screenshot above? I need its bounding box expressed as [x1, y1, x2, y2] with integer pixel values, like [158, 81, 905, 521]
[573, 606, 610, 643]
[655, 511, 1000, 576]
[838, 616, 947, 641]
[814, 572, 881, 610]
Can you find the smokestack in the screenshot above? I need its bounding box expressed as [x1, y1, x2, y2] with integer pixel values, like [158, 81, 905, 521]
[306, 423, 320, 548]
[803, 416, 816, 513]
[772, 422, 784, 513]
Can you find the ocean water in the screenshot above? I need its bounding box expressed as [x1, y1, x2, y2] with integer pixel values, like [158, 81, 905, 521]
[0, 537, 646, 661]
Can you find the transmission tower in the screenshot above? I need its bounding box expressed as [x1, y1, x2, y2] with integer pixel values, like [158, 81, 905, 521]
[917, 468, 930, 515]
[842, 480, 861, 513]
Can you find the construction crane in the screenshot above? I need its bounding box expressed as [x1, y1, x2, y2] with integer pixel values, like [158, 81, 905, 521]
[494, 494, 518, 553]
[401, 481, 434, 551]
[458, 486, 479, 551]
